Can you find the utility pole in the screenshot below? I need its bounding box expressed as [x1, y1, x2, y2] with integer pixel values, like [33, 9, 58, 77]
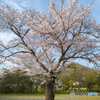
[67, 65, 77, 91]
[67, 65, 77, 75]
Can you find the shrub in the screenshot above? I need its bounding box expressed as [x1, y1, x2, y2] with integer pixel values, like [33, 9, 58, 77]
[1, 86, 12, 93]
[93, 84, 100, 92]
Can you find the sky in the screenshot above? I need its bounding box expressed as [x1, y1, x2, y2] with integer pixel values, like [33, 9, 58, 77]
[0, 0, 100, 72]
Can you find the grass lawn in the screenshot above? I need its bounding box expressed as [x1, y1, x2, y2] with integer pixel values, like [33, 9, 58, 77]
[0, 93, 100, 100]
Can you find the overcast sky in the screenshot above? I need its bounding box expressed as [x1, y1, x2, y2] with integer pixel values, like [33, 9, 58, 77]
[0, 0, 100, 71]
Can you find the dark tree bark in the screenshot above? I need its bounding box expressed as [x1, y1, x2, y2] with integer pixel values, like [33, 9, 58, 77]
[35, 86, 38, 92]
[12, 86, 15, 93]
[45, 80, 55, 100]
[31, 86, 32, 93]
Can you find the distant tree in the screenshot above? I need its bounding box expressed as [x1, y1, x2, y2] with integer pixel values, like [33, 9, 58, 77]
[0, 0, 100, 100]
[58, 74, 70, 92]
[84, 72, 97, 91]
[33, 75, 42, 92]
[1, 72, 15, 93]
[1, 70, 32, 93]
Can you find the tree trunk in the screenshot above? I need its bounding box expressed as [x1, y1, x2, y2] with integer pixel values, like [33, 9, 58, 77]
[35, 86, 38, 92]
[31, 86, 32, 93]
[11, 85, 15, 93]
[45, 80, 55, 100]
[55, 84, 59, 93]
[78, 82, 81, 92]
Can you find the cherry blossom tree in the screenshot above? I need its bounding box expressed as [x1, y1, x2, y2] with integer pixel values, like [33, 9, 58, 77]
[0, 0, 100, 100]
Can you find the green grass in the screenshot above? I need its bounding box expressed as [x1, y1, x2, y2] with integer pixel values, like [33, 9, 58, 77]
[0, 93, 45, 98]
[0, 93, 100, 100]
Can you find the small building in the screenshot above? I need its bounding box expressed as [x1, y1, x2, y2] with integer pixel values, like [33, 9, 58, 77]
[73, 82, 80, 86]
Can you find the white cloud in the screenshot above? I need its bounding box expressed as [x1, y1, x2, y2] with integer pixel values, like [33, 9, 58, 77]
[19, 1, 31, 7]
[0, 32, 16, 45]
[0, 61, 17, 74]
[3, 0, 23, 12]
